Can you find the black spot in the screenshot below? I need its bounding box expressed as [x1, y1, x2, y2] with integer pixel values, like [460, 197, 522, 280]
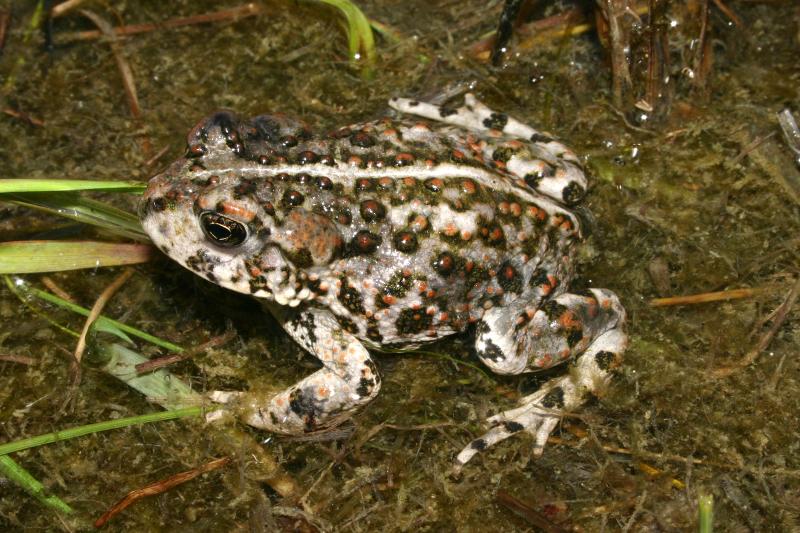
[439, 107, 457, 118]
[491, 146, 515, 163]
[481, 223, 505, 246]
[595, 350, 616, 372]
[432, 251, 455, 276]
[423, 178, 443, 192]
[394, 153, 415, 166]
[355, 178, 375, 192]
[381, 270, 413, 299]
[336, 315, 360, 335]
[338, 278, 365, 314]
[288, 388, 318, 431]
[396, 307, 432, 334]
[483, 112, 508, 130]
[148, 196, 167, 213]
[347, 230, 382, 255]
[279, 135, 298, 148]
[364, 359, 380, 382]
[470, 439, 487, 451]
[282, 189, 305, 207]
[541, 387, 565, 408]
[350, 132, 375, 147]
[357, 377, 375, 397]
[289, 312, 318, 348]
[503, 421, 524, 433]
[269, 411, 280, 425]
[566, 328, 584, 348]
[251, 116, 281, 142]
[366, 317, 383, 342]
[317, 176, 333, 190]
[336, 206, 352, 226]
[477, 338, 505, 362]
[540, 300, 567, 320]
[297, 150, 318, 164]
[187, 143, 206, 158]
[562, 181, 586, 205]
[233, 179, 257, 198]
[529, 268, 550, 288]
[530, 133, 554, 144]
[307, 278, 327, 295]
[496, 262, 522, 293]
[286, 248, 313, 268]
[360, 199, 386, 222]
[393, 230, 418, 253]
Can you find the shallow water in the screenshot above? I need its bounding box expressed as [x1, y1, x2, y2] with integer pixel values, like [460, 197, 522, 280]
[1, 1, 799, 530]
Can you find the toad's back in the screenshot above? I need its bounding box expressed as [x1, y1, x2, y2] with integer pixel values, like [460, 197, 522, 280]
[142, 99, 585, 346]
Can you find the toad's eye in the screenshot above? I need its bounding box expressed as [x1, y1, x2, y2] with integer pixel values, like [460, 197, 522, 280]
[200, 212, 247, 247]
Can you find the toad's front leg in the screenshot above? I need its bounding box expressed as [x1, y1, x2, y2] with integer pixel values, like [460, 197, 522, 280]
[234, 305, 381, 434]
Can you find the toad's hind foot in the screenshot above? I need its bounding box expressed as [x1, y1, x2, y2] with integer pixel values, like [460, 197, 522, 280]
[453, 327, 626, 474]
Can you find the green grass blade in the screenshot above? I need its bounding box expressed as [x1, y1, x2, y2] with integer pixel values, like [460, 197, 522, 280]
[698, 494, 713, 533]
[0, 241, 154, 274]
[314, 0, 376, 78]
[0, 178, 146, 193]
[0, 407, 203, 457]
[4, 276, 183, 353]
[92, 320, 135, 345]
[0, 456, 73, 514]
[5, 192, 147, 241]
[94, 343, 202, 410]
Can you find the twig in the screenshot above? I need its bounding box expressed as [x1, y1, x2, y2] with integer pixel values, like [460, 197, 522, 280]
[50, 0, 90, 18]
[57, 3, 262, 44]
[622, 490, 648, 532]
[79, 10, 139, 119]
[0, 10, 9, 54]
[349, 420, 456, 462]
[490, 0, 524, 66]
[712, 277, 800, 378]
[547, 433, 800, 477]
[74, 268, 135, 364]
[496, 490, 567, 532]
[40, 276, 75, 303]
[470, 7, 586, 59]
[692, 0, 713, 94]
[711, 0, 743, 27]
[649, 286, 773, 307]
[144, 144, 171, 168]
[79, 9, 151, 158]
[94, 456, 231, 528]
[603, 0, 634, 109]
[731, 131, 777, 165]
[135, 328, 237, 374]
[0, 354, 36, 365]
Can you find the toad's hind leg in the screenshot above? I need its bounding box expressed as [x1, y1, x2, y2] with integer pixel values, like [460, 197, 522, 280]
[389, 93, 587, 205]
[457, 289, 627, 472]
[236, 306, 381, 434]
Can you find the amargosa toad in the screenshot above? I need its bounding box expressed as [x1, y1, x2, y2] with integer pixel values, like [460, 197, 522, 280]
[140, 94, 627, 471]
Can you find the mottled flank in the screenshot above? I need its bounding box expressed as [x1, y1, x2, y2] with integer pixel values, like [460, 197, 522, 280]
[140, 93, 627, 472]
